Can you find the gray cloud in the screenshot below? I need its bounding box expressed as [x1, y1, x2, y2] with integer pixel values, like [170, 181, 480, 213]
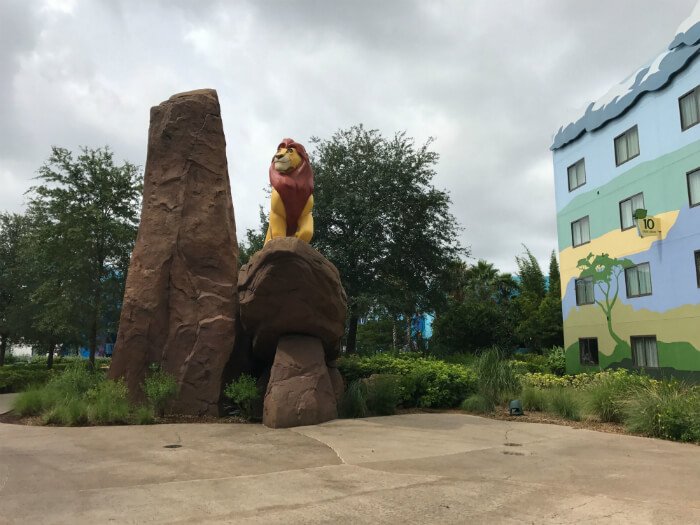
[0, 0, 696, 272]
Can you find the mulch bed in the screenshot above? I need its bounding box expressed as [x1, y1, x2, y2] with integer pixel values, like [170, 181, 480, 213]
[0, 411, 249, 426]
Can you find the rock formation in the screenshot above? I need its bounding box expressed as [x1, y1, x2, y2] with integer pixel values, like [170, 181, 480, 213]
[238, 237, 346, 362]
[108, 89, 238, 416]
[263, 335, 338, 428]
[238, 237, 347, 427]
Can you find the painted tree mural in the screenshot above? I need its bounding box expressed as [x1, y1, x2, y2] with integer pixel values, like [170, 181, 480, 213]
[576, 252, 633, 347]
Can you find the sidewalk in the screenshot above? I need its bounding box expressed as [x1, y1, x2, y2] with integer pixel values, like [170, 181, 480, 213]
[1, 413, 699, 523]
[0, 393, 18, 414]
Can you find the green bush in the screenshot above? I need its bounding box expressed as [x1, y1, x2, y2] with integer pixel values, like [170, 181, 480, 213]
[547, 388, 582, 421]
[512, 353, 550, 374]
[223, 374, 259, 420]
[12, 362, 143, 426]
[144, 368, 178, 417]
[520, 386, 548, 412]
[584, 370, 651, 423]
[474, 348, 520, 407]
[460, 393, 492, 413]
[544, 346, 566, 376]
[365, 375, 401, 416]
[87, 379, 131, 424]
[624, 381, 700, 442]
[131, 405, 154, 425]
[337, 353, 477, 408]
[0, 366, 52, 393]
[43, 398, 89, 426]
[13, 387, 47, 416]
[338, 380, 368, 418]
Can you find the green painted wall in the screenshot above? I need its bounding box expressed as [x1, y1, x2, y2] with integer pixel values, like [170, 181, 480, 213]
[557, 140, 700, 250]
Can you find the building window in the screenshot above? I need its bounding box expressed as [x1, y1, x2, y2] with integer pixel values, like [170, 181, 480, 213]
[614, 125, 640, 166]
[575, 277, 595, 305]
[679, 85, 700, 130]
[579, 338, 599, 366]
[571, 216, 590, 247]
[619, 193, 645, 230]
[625, 262, 652, 298]
[689, 169, 700, 207]
[695, 250, 700, 288]
[631, 336, 659, 368]
[567, 159, 586, 191]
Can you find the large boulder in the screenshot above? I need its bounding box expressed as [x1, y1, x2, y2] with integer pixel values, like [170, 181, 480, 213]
[238, 237, 347, 362]
[263, 335, 338, 428]
[109, 89, 238, 416]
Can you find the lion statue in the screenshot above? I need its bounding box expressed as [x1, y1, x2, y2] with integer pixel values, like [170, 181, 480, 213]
[265, 138, 314, 243]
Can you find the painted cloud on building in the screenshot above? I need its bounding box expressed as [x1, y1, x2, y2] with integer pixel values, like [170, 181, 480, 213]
[551, 6, 700, 150]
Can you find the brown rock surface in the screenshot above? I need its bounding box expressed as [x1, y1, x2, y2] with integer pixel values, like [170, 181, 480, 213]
[108, 89, 238, 416]
[327, 366, 345, 403]
[238, 237, 346, 362]
[263, 335, 338, 428]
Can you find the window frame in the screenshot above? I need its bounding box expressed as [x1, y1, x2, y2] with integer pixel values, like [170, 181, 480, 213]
[688, 168, 700, 208]
[625, 262, 653, 298]
[630, 335, 659, 369]
[678, 85, 700, 131]
[614, 125, 640, 167]
[619, 192, 645, 231]
[579, 337, 599, 366]
[575, 277, 595, 305]
[571, 215, 591, 248]
[695, 250, 700, 288]
[567, 158, 586, 192]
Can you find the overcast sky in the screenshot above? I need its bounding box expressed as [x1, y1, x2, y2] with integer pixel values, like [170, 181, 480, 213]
[0, 0, 696, 272]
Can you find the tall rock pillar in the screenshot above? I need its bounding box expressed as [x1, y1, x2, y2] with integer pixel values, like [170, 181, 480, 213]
[109, 89, 238, 416]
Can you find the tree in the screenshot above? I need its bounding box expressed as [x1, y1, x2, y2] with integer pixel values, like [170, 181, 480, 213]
[238, 206, 267, 267]
[576, 252, 633, 346]
[431, 259, 519, 354]
[19, 146, 142, 367]
[0, 212, 29, 365]
[310, 125, 464, 353]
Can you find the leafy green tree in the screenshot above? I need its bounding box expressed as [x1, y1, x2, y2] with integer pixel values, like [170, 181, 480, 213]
[431, 260, 519, 354]
[310, 125, 464, 353]
[576, 252, 633, 346]
[19, 146, 142, 367]
[0, 212, 29, 365]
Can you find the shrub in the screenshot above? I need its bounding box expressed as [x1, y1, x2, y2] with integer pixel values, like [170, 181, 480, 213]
[87, 379, 131, 424]
[338, 380, 368, 418]
[520, 386, 548, 412]
[132, 405, 155, 425]
[544, 346, 566, 376]
[365, 375, 401, 416]
[512, 353, 550, 374]
[624, 381, 700, 442]
[460, 393, 493, 413]
[584, 370, 651, 423]
[337, 353, 477, 408]
[223, 374, 259, 420]
[547, 388, 582, 421]
[0, 366, 52, 393]
[474, 348, 520, 407]
[13, 387, 47, 416]
[144, 368, 178, 417]
[43, 398, 89, 426]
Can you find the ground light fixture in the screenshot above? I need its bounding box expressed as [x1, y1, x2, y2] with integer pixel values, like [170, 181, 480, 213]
[509, 400, 524, 416]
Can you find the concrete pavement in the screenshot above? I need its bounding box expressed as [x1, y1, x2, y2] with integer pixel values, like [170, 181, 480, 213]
[0, 394, 18, 414]
[0, 413, 698, 524]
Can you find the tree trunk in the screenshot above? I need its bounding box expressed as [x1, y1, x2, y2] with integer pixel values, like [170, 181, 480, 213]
[346, 304, 359, 355]
[0, 333, 7, 366]
[89, 316, 98, 369]
[392, 320, 397, 351]
[46, 343, 55, 370]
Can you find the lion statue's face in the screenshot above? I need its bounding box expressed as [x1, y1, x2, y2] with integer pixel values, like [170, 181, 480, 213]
[273, 145, 303, 173]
